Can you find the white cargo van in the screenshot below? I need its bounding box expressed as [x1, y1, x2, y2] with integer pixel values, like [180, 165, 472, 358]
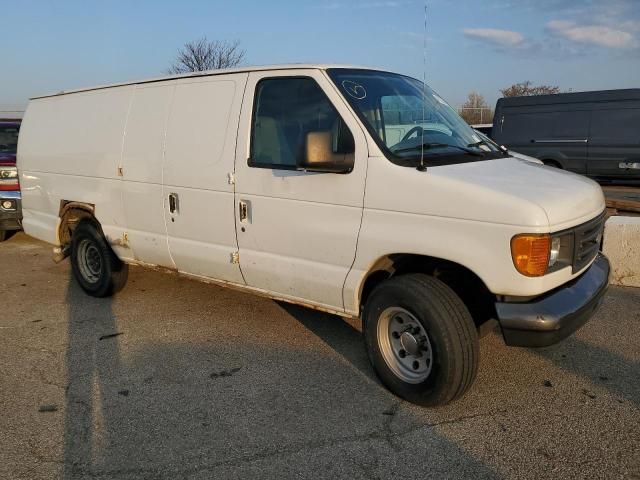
[18, 65, 610, 406]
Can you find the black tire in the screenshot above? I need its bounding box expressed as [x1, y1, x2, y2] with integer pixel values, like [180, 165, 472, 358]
[70, 220, 128, 297]
[0, 229, 16, 242]
[363, 274, 479, 407]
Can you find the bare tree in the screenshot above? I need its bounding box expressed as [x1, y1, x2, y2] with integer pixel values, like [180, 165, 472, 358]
[500, 81, 561, 97]
[459, 92, 493, 125]
[167, 37, 245, 74]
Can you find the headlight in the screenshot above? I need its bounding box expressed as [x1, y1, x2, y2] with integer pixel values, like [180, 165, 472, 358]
[0, 165, 19, 191]
[511, 234, 550, 277]
[511, 232, 574, 277]
[548, 236, 561, 267]
[549, 233, 574, 271]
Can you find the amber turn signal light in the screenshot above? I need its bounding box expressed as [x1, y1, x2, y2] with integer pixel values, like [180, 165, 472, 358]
[511, 234, 551, 277]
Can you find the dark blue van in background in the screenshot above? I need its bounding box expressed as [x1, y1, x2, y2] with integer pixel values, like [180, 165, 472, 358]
[493, 89, 640, 183]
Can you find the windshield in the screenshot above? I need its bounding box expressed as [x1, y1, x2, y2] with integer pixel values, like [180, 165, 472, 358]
[328, 69, 503, 166]
[0, 124, 20, 155]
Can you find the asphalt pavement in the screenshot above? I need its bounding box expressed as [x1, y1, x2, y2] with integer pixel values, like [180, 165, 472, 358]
[1, 233, 638, 479]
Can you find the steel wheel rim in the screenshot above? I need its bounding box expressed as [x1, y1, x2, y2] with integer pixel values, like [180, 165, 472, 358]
[77, 238, 102, 284]
[377, 307, 433, 384]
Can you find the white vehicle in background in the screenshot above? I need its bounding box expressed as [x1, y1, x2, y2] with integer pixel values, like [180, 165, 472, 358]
[18, 65, 609, 406]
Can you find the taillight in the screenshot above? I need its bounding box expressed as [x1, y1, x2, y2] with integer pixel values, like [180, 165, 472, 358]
[0, 165, 19, 191]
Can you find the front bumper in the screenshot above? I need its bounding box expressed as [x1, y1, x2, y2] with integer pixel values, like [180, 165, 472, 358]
[496, 253, 610, 348]
[0, 191, 22, 231]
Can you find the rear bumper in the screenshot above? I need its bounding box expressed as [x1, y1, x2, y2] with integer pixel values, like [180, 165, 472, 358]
[496, 253, 610, 348]
[0, 191, 22, 231]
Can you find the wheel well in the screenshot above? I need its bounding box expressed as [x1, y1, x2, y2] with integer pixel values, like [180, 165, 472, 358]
[57, 201, 97, 247]
[542, 159, 562, 169]
[359, 254, 496, 328]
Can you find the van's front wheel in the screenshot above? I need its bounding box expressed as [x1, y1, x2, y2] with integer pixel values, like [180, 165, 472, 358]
[71, 220, 128, 297]
[0, 229, 16, 242]
[363, 274, 479, 406]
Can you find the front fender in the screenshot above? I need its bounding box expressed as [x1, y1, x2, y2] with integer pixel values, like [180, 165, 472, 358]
[343, 209, 586, 315]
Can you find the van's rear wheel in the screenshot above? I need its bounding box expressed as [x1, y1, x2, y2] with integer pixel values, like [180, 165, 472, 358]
[363, 274, 479, 406]
[71, 220, 128, 297]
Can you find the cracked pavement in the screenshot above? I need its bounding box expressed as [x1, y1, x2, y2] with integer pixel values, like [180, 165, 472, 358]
[0, 233, 639, 479]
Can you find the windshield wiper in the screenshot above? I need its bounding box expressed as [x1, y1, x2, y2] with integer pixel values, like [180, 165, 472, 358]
[394, 142, 485, 157]
[467, 139, 491, 148]
[469, 139, 510, 156]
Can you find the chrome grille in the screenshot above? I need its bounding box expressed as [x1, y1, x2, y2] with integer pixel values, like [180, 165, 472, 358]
[572, 211, 605, 273]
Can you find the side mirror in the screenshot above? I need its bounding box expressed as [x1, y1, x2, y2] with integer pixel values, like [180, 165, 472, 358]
[299, 131, 354, 174]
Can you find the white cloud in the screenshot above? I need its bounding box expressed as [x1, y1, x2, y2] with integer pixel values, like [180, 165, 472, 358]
[547, 20, 634, 48]
[463, 28, 525, 48]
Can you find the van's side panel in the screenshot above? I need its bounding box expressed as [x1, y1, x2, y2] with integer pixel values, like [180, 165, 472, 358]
[162, 74, 248, 284]
[588, 101, 640, 178]
[120, 83, 175, 267]
[19, 87, 133, 246]
[233, 70, 368, 311]
[495, 105, 589, 173]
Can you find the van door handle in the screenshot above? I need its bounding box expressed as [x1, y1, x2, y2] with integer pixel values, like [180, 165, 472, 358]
[168, 193, 179, 214]
[239, 200, 248, 223]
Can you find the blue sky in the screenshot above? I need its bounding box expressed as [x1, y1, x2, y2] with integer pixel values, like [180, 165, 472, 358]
[2, 0, 639, 110]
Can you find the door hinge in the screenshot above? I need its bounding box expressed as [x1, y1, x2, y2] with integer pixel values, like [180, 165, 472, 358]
[230, 251, 240, 264]
[227, 172, 235, 185]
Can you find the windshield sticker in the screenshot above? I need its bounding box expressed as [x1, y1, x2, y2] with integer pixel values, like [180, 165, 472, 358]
[342, 80, 367, 100]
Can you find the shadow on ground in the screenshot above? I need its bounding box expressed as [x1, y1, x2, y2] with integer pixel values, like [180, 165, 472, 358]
[61, 279, 499, 479]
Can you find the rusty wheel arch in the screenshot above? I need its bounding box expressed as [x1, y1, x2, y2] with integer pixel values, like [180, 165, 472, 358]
[57, 201, 97, 248]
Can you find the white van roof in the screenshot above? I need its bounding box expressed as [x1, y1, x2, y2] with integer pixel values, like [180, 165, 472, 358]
[32, 63, 385, 100]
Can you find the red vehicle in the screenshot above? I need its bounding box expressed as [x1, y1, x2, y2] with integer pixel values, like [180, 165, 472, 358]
[0, 121, 21, 241]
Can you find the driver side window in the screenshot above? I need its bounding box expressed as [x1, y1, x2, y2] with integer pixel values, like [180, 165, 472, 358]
[250, 77, 354, 170]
